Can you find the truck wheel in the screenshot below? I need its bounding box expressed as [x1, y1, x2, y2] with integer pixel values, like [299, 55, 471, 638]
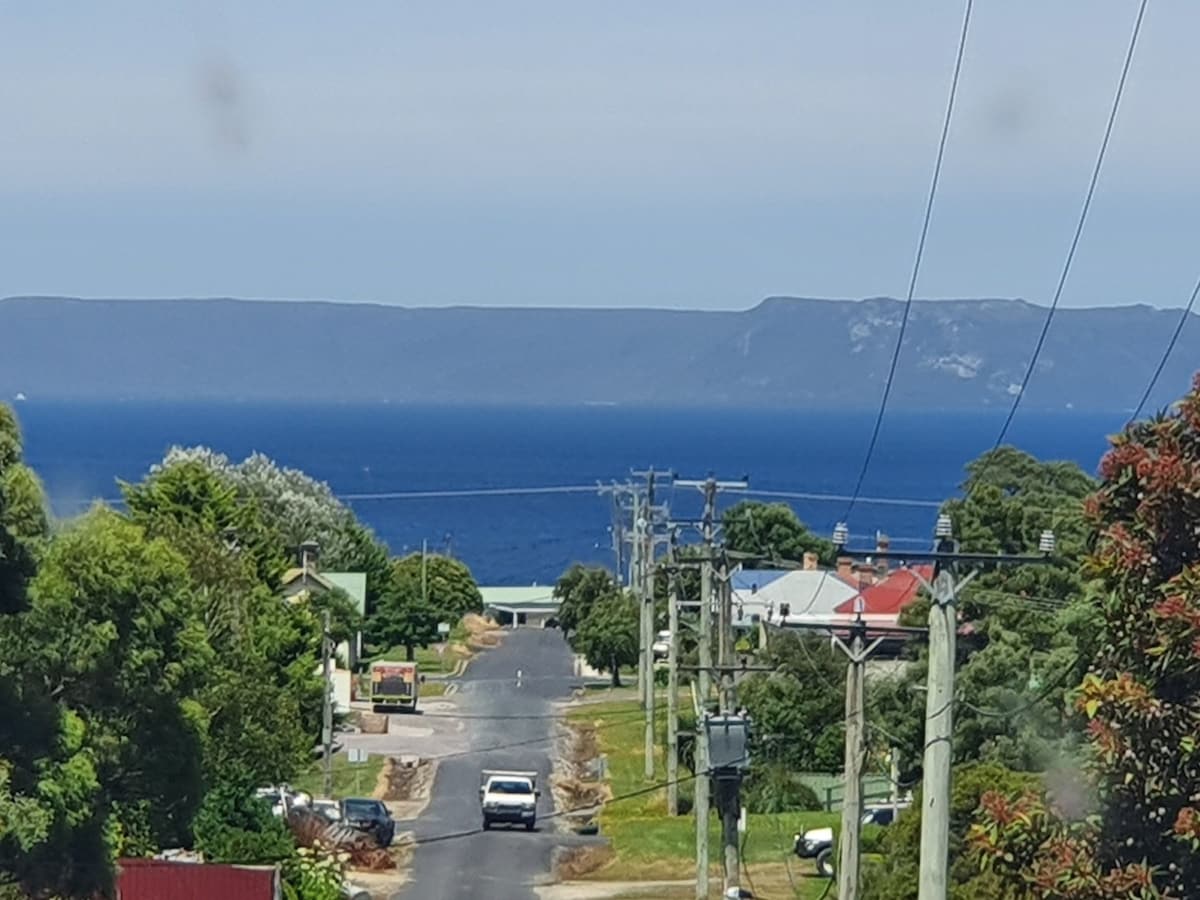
[816, 847, 834, 878]
[525, 822, 535, 832]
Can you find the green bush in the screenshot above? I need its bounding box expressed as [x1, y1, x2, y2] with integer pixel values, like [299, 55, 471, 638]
[861, 823, 886, 854]
[282, 846, 347, 900]
[192, 781, 294, 865]
[862, 763, 1039, 900]
[741, 763, 822, 813]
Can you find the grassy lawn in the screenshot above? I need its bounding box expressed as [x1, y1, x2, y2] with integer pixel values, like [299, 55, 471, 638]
[567, 699, 841, 896]
[293, 753, 385, 800]
[420, 680, 447, 698]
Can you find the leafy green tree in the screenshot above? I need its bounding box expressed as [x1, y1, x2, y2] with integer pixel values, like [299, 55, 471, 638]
[368, 563, 440, 661]
[0, 405, 47, 613]
[387, 552, 482, 621]
[876, 446, 1096, 777]
[572, 590, 639, 687]
[738, 630, 846, 773]
[0, 406, 107, 897]
[24, 509, 212, 854]
[145, 447, 394, 616]
[722, 500, 834, 565]
[554, 564, 620, 636]
[121, 459, 326, 790]
[973, 379, 1200, 898]
[122, 456, 286, 589]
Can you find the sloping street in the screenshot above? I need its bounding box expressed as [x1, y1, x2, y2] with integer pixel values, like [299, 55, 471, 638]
[392, 628, 579, 900]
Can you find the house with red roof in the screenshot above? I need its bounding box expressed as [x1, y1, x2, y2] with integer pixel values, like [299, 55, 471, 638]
[834, 564, 934, 627]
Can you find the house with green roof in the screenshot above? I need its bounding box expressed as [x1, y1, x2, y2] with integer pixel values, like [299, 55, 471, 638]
[479, 586, 560, 627]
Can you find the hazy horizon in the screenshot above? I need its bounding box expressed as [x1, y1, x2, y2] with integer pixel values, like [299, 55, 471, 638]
[3, 2, 1198, 310]
[3, 293, 1197, 314]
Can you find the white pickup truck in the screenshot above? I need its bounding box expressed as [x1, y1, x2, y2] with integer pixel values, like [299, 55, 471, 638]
[479, 769, 540, 831]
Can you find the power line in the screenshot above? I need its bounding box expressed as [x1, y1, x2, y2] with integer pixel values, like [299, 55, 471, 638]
[1129, 276, 1200, 423]
[737, 488, 941, 510]
[842, 0, 974, 524]
[985, 0, 1149, 453]
[340, 484, 600, 501]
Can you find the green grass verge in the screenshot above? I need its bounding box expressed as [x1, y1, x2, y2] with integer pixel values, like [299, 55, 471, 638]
[293, 753, 385, 801]
[567, 699, 842, 890]
[420, 680, 447, 698]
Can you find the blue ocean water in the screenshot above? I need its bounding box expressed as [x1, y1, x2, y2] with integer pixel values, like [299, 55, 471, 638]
[14, 403, 1127, 585]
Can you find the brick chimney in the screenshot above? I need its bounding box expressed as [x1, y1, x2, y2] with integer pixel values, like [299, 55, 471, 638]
[854, 561, 878, 588]
[802, 551, 819, 571]
[836, 556, 854, 583]
[299, 541, 320, 580]
[875, 532, 891, 578]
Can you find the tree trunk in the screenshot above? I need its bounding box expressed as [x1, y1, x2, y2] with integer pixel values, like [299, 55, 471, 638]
[406, 641, 415, 662]
[611, 656, 621, 688]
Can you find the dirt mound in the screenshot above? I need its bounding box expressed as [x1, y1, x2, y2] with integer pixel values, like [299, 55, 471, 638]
[356, 711, 389, 734]
[553, 774, 609, 810]
[554, 845, 615, 880]
[462, 612, 499, 635]
[287, 808, 395, 871]
[462, 613, 504, 650]
[551, 721, 610, 833]
[377, 756, 433, 801]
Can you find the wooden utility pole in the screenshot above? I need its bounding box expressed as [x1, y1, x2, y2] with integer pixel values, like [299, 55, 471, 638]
[831, 615, 886, 900]
[631, 490, 645, 702]
[631, 468, 671, 781]
[666, 533, 681, 816]
[918, 566, 963, 900]
[321, 608, 333, 799]
[827, 516, 1052, 900]
[674, 475, 747, 899]
[716, 556, 741, 895]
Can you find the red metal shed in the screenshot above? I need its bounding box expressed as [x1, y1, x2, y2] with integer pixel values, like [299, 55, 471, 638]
[116, 858, 281, 900]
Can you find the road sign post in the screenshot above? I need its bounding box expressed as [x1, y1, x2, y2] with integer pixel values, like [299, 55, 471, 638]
[348, 747, 367, 796]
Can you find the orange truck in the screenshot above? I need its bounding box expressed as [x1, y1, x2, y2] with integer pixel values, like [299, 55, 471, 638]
[369, 660, 421, 713]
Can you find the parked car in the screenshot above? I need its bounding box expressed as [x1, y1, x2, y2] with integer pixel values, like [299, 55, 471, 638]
[339, 797, 396, 847]
[793, 802, 910, 877]
[312, 799, 342, 823]
[255, 785, 312, 818]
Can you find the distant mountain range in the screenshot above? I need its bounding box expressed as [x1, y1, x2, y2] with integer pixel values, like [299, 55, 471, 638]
[1, 295, 1195, 410]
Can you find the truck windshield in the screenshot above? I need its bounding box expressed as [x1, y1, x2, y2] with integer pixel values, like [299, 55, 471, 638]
[490, 780, 532, 794]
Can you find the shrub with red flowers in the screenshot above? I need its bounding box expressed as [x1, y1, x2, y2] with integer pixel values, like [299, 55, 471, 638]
[971, 374, 1200, 898]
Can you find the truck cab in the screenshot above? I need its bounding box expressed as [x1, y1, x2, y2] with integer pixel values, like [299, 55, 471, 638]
[479, 769, 539, 831]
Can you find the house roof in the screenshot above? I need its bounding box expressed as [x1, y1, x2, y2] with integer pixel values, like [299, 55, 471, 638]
[731, 569, 790, 593]
[835, 565, 933, 616]
[279, 568, 368, 615]
[281, 568, 335, 592]
[479, 586, 560, 612]
[732, 569, 860, 623]
[323, 572, 367, 615]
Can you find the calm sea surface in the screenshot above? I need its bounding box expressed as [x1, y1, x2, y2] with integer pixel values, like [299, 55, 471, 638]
[14, 403, 1127, 585]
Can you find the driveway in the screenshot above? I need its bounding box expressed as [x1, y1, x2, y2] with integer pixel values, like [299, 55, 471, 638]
[389, 628, 581, 900]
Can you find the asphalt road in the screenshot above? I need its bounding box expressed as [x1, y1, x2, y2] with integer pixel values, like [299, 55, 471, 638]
[393, 628, 579, 900]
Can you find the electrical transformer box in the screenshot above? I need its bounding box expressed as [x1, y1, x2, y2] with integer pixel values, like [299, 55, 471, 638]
[705, 714, 751, 772]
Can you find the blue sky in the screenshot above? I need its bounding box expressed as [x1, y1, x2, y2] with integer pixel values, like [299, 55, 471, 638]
[1, 1, 1196, 309]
